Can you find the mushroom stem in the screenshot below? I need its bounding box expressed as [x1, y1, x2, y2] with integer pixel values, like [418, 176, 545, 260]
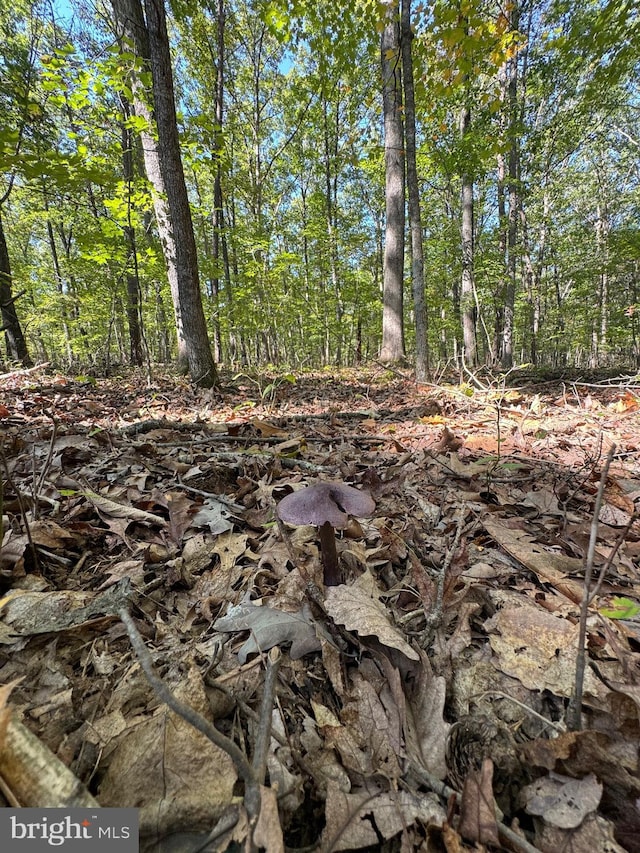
[318, 521, 340, 586]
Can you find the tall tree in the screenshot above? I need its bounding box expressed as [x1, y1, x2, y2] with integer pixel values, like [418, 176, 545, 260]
[211, 0, 228, 363]
[0, 0, 34, 366]
[501, 1, 520, 369]
[401, 0, 428, 379]
[119, 96, 145, 367]
[111, 0, 218, 386]
[457, 8, 478, 366]
[380, 0, 406, 363]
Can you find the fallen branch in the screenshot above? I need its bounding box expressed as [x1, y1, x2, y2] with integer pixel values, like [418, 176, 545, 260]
[0, 695, 98, 808]
[0, 361, 49, 379]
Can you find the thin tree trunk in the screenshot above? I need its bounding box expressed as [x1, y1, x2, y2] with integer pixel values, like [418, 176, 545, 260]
[380, 2, 406, 363]
[120, 105, 145, 367]
[212, 0, 226, 363]
[401, 0, 428, 380]
[501, 2, 522, 369]
[45, 216, 73, 365]
[596, 199, 609, 363]
[503, 120, 517, 369]
[520, 207, 536, 365]
[57, 222, 90, 359]
[322, 96, 334, 363]
[459, 101, 477, 366]
[495, 148, 506, 364]
[323, 93, 342, 365]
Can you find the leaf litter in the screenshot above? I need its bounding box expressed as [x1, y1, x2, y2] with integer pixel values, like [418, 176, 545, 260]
[0, 364, 639, 851]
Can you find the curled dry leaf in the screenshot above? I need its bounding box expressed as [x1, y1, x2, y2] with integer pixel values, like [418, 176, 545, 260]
[404, 650, 450, 780]
[83, 489, 166, 525]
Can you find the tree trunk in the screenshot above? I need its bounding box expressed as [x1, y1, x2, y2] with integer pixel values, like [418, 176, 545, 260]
[323, 93, 342, 365]
[0, 209, 32, 366]
[379, 2, 406, 363]
[501, 2, 522, 369]
[495, 147, 506, 364]
[44, 214, 73, 365]
[212, 0, 226, 363]
[401, 0, 428, 380]
[120, 104, 145, 367]
[112, 0, 218, 387]
[459, 102, 477, 366]
[502, 122, 517, 369]
[596, 199, 609, 363]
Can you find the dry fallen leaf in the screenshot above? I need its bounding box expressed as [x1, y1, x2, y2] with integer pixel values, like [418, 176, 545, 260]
[535, 812, 627, 853]
[485, 602, 604, 699]
[99, 665, 237, 839]
[324, 572, 419, 661]
[253, 784, 285, 853]
[191, 496, 238, 534]
[522, 771, 603, 829]
[483, 518, 586, 603]
[213, 601, 322, 662]
[457, 758, 500, 846]
[321, 781, 444, 851]
[83, 489, 166, 525]
[404, 650, 450, 779]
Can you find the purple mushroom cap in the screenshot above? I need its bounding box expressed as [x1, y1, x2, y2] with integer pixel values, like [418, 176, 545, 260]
[277, 482, 375, 529]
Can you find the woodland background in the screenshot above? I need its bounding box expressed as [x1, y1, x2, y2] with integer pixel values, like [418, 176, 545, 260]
[0, 0, 639, 381]
[2, 3, 640, 848]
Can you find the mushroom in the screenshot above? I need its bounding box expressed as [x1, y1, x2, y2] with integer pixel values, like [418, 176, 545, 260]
[277, 482, 375, 586]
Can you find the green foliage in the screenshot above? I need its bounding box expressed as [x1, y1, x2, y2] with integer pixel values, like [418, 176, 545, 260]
[0, 0, 637, 371]
[600, 597, 640, 620]
[234, 369, 296, 407]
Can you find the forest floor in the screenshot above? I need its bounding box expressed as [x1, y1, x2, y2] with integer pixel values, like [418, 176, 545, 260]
[1, 363, 640, 852]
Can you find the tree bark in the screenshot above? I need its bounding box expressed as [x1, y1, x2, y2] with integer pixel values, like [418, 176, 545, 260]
[459, 102, 477, 366]
[212, 0, 226, 363]
[112, 0, 218, 387]
[323, 93, 342, 364]
[501, 2, 521, 369]
[595, 197, 609, 364]
[379, 2, 406, 364]
[401, 0, 428, 380]
[120, 101, 145, 367]
[495, 147, 506, 364]
[0, 209, 32, 366]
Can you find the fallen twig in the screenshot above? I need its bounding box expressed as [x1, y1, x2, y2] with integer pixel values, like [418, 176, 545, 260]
[0, 361, 50, 379]
[0, 441, 40, 574]
[248, 648, 280, 815]
[567, 443, 616, 730]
